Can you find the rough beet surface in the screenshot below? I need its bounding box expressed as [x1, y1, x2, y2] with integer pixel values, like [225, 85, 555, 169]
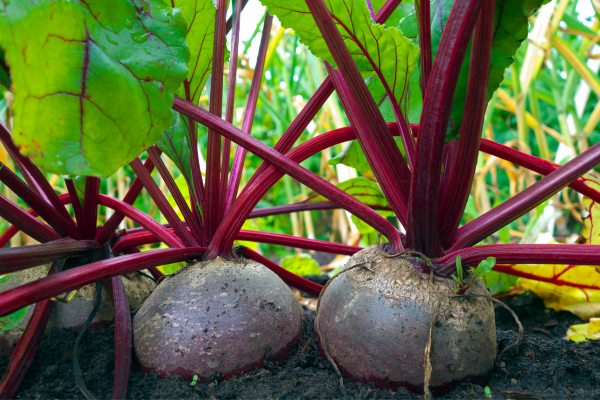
[0, 262, 153, 355]
[133, 257, 303, 382]
[316, 245, 496, 394]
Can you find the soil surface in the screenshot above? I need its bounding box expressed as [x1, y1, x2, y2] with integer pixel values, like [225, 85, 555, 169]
[1, 289, 599, 399]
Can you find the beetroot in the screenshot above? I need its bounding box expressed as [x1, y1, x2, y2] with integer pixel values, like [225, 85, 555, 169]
[133, 257, 303, 381]
[0, 263, 153, 355]
[316, 246, 496, 394]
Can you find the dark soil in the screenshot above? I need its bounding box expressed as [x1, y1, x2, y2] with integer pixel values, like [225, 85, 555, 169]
[2, 290, 599, 399]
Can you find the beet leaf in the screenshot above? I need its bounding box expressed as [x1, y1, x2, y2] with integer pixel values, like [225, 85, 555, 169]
[0, 0, 190, 177]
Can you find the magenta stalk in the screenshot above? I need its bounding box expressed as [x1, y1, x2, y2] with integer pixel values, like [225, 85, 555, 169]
[407, 0, 484, 256]
[172, 97, 404, 256]
[239, 230, 361, 255]
[98, 195, 185, 249]
[224, 13, 273, 214]
[183, 81, 206, 235]
[220, 0, 244, 220]
[438, 0, 495, 249]
[433, 244, 600, 279]
[0, 194, 60, 243]
[246, 78, 335, 189]
[451, 141, 600, 252]
[205, 0, 228, 241]
[112, 228, 361, 256]
[112, 229, 180, 254]
[0, 121, 76, 229]
[95, 155, 157, 245]
[129, 157, 197, 247]
[65, 179, 83, 226]
[81, 177, 101, 240]
[374, 0, 404, 23]
[147, 146, 203, 244]
[0, 259, 66, 399]
[479, 138, 600, 202]
[244, 3, 403, 190]
[0, 248, 207, 319]
[417, 0, 432, 90]
[120, 246, 166, 281]
[241, 248, 323, 296]
[0, 238, 100, 275]
[249, 201, 392, 218]
[0, 161, 80, 239]
[304, 0, 412, 223]
[107, 275, 132, 400]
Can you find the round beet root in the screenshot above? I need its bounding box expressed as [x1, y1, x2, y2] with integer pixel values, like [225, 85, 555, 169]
[0, 263, 154, 355]
[133, 257, 303, 381]
[316, 245, 496, 394]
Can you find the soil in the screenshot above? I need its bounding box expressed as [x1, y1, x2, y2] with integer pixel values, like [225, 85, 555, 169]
[1, 287, 599, 399]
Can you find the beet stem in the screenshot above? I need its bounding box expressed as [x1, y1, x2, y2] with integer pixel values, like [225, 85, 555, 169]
[407, 0, 484, 256]
[129, 157, 197, 247]
[204, 0, 228, 242]
[438, 0, 496, 249]
[107, 275, 132, 400]
[0, 258, 66, 399]
[224, 13, 273, 215]
[96, 154, 157, 245]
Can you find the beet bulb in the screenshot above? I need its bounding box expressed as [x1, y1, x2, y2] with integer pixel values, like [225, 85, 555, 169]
[133, 257, 303, 381]
[316, 245, 496, 394]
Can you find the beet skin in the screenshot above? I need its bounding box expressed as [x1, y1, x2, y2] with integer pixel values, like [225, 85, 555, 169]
[316, 245, 496, 394]
[133, 257, 303, 381]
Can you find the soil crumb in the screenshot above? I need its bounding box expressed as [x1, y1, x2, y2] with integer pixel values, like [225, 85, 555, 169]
[1, 292, 599, 399]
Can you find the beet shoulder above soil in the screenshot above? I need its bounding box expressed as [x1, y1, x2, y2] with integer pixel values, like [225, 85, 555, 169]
[1, 293, 599, 399]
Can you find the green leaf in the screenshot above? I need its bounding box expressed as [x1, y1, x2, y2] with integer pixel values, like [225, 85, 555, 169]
[159, 0, 219, 208]
[370, 0, 415, 27]
[72, 176, 86, 208]
[0, 274, 14, 286]
[175, 0, 217, 105]
[327, 138, 406, 176]
[280, 254, 321, 276]
[327, 141, 375, 176]
[0, 0, 189, 177]
[259, 0, 419, 105]
[309, 177, 389, 208]
[398, 0, 551, 139]
[156, 110, 194, 190]
[0, 306, 28, 334]
[456, 255, 463, 282]
[482, 270, 517, 296]
[472, 257, 496, 281]
[0, 49, 10, 91]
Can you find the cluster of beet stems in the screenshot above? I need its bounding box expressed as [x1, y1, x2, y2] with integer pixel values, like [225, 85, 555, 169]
[2, 0, 600, 397]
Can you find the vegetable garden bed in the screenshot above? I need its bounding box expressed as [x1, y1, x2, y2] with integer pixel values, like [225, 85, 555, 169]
[2, 294, 598, 400]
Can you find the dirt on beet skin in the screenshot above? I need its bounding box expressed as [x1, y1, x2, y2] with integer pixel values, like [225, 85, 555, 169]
[1, 286, 599, 399]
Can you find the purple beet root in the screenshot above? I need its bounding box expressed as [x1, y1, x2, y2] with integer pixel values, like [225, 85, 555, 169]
[133, 257, 303, 381]
[0, 263, 153, 355]
[316, 246, 496, 394]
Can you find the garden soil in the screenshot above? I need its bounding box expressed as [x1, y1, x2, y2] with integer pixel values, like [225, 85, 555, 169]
[1, 286, 599, 399]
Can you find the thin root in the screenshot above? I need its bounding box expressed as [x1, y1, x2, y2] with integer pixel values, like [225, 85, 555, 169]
[423, 302, 441, 400]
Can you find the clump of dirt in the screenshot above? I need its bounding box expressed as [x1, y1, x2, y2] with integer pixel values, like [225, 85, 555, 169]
[1, 292, 599, 399]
